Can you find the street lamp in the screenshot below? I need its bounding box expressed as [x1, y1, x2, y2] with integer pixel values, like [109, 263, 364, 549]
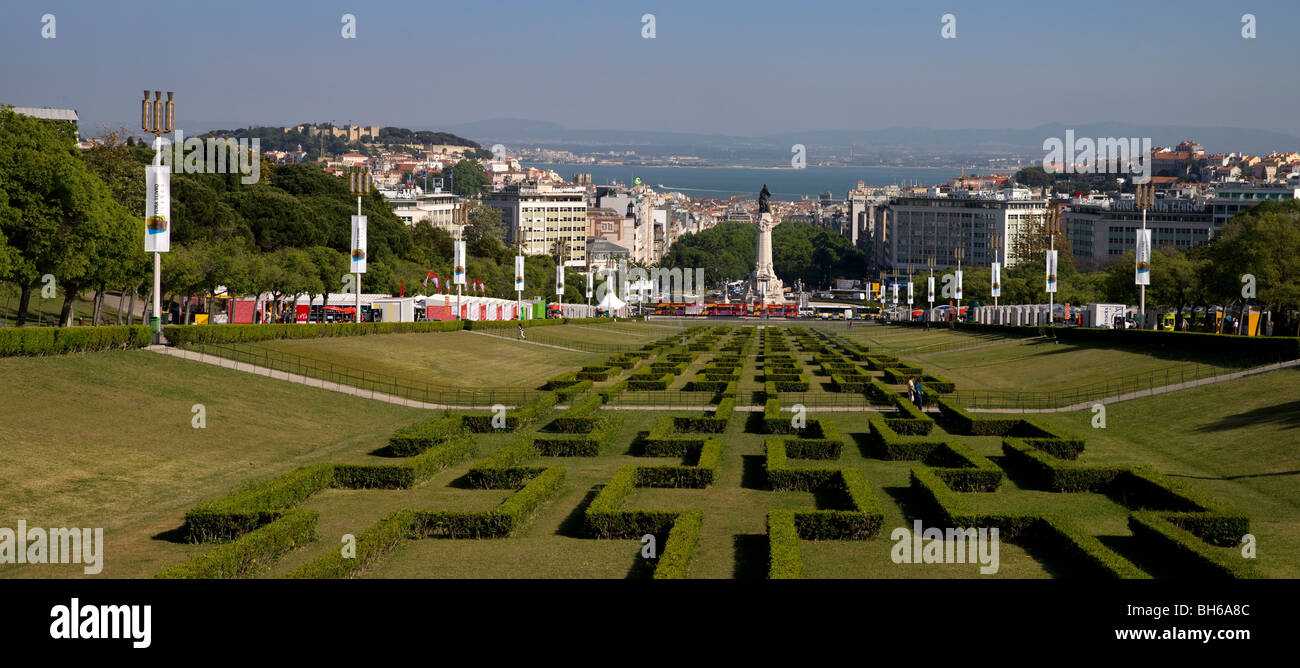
[141, 90, 174, 341]
[953, 246, 965, 322]
[348, 166, 372, 323]
[1135, 183, 1153, 329]
[925, 255, 935, 330]
[990, 233, 1003, 310]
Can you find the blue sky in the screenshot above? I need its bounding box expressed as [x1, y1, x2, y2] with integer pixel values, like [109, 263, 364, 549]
[2, 0, 1295, 136]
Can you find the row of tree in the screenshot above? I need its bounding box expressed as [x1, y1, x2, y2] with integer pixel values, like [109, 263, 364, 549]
[659, 220, 867, 289]
[0, 108, 585, 326]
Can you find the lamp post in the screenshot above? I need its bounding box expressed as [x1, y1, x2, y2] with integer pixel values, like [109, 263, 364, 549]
[141, 90, 174, 341]
[1135, 183, 1153, 329]
[953, 246, 965, 322]
[1045, 208, 1061, 327]
[906, 262, 915, 322]
[926, 255, 935, 330]
[348, 166, 371, 323]
[990, 234, 1003, 309]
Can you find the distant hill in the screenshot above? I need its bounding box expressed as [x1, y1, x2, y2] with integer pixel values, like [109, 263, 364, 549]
[199, 125, 481, 159]
[435, 118, 1300, 160]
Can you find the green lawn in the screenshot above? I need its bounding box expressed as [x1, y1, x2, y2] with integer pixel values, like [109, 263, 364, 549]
[0, 284, 129, 328]
[0, 350, 426, 578]
[4, 323, 1294, 579]
[241, 330, 603, 391]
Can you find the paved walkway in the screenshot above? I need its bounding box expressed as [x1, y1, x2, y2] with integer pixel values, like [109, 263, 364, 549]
[463, 329, 586, 352]
[966, 358, 1300, 413]
[146, 345, 503, 410]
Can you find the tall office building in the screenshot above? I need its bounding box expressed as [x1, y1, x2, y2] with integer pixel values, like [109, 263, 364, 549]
[484, 181, 588, 266]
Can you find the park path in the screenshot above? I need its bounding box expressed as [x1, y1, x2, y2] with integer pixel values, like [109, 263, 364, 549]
[965, 358, 1300, 413]
[146, 345, 502, 410]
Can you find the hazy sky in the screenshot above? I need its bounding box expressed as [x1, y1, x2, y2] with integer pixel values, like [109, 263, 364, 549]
[2, 0, 1296, 136]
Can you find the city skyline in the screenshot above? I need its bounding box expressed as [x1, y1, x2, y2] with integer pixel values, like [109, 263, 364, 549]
[2, 0, 1297, 137]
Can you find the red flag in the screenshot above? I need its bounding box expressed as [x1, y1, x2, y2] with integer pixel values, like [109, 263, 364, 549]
[433, 273, 440, 292]
[399, 280, 405, 297]
[422, 270, 433, 288]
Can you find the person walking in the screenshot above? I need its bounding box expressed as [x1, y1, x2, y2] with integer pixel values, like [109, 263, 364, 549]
[914, 378, 925, 411]
[906, 377, 916, 405]
[518, 323, 526, 341]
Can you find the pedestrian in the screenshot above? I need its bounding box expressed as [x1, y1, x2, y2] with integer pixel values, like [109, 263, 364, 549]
[518, 323, 526, 341]
[914, 378, 925, 411]
[906, 377, 916, 405]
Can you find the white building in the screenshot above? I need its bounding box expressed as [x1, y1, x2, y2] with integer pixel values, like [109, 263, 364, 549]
[874, 190, 1048, 271]
[485, 181, 588, 266]
[382, 188, 463, 232]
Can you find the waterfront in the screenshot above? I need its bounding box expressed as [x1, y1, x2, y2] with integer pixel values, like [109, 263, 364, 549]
[530, 164, 963, 199]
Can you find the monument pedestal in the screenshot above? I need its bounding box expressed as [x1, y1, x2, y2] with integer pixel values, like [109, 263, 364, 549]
[750, 211, 786, 304]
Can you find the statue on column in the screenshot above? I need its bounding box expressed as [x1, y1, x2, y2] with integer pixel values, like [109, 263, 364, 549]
[750, 184, 785, 305]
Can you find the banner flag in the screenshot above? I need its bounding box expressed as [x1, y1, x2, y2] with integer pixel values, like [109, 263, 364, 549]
[350, 215, 367, 274]
[907, 281, 914, 305]
[453, 240, 466, 286]
[1046, 250, 1058, 293]
[514, 255, 525, 292]
[144, 165, 171, 253]
[555, 264, 565, 295]
[955, 270, 963, 300]
[1135, 229, 1151, 286]
[991, 261, 1002, 298]
[927, 276, 935, 303]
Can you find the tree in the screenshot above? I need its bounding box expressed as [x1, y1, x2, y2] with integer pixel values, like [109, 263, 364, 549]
[1205, 200, 1300, 335]
[442, 159, 489, 198]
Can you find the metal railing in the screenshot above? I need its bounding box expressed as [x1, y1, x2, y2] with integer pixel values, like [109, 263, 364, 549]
[189, 341, 540, 407]
[947, 359, 1271, 411]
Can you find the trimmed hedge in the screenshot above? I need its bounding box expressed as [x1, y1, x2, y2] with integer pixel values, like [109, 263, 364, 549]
[156, 510, 318, 579]
[390, 415, 465, 455]
[0, 325, 154, 356]
[652, 510, 703, 579]
[462, 392, 558, 433]
[534, 415, 623, 456]
[334, 435, 476, 489]
[285, 510, 416, 579]
[1129, 512, 1256, 579]
[767, 510, 803, 579]
[635, 438, 723, 488]
[1032, 515, 1151, 579]
[417, 467, 567, 538]
[185, 463, 336, 542]
[585, 466, 680, 537]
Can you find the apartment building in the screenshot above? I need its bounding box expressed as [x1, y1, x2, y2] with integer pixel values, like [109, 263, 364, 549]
[1211, 183, 1300, 232]
[1063, 198, 1214, 267]
[383, 189, 463, 232]
[872, 190, 1047, 272]
[484, 181, 588, 266]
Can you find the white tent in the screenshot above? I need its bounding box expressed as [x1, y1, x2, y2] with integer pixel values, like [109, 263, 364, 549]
[597, 291, 627, 311]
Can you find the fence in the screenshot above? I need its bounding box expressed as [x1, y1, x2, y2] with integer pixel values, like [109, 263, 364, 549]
[189, 342, 540, 408]
[946, 359, 1267, 411]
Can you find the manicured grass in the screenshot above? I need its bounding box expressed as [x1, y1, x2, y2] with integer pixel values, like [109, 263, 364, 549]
[0, 284, 128, 328]
[0, 350, 426, 578]
[982, 368, 1300, 579]
[5, 323, 1294, 579]
[242, 330, 602, 390]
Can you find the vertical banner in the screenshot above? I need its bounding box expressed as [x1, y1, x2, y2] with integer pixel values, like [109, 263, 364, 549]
[555, 264, 565, 296]
[1045, 250, 1058, 293]
[954, 270, 963, 300]
[514, 255, 525, 291]
[891, 282, 899, 305]
[991, 261, 1002, 298]
[453, 240, 466, 286]
[907, 281, 914, 305]
[927, 276, 935, 302]
[349, 215, 367, 274]
[1135, 229, 1151, 286]
[585, 271, 594, 299]
[144, 165, 171, 252]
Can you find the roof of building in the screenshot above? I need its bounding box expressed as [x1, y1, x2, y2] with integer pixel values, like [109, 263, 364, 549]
[9, 106, 78, 122]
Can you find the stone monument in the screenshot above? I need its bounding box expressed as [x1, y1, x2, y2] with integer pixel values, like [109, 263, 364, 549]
[750, 185, 786, 304]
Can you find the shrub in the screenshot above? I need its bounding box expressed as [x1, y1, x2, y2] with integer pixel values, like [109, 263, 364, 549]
[285, 510, 416, 579]
[417, 467, 567, 538]
[1128, 512, 1256, 579]
[1032, 515, 1150, 579]
[0, 325, 153, 357]
[767, 511, 803, 579]
[156, 510, 318, 579]
[185, 463, 336, 542]
[534, 415, 622, 456]
[389, 416, 464, 455]
[652, 510, 703, 579]
[585, 467, 679, 537]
